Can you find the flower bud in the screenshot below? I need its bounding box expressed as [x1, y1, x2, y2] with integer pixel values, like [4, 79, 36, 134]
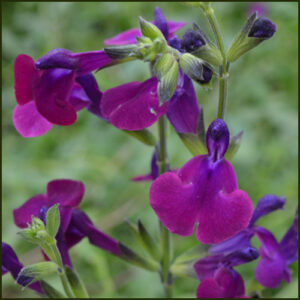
[227, 13, 276, 63]
[138, 16, 165, 41]
[104, 44, 138, 59]
[181, 29, 205, 53]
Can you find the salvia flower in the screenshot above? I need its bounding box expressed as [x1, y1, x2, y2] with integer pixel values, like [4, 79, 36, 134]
[13, 54, 103, 137]
[2, 242, 43, 294]
[13, 179, 122, 267]
[227, 12, 276, 62]
[210, 195, 298, 288]
[150, 119, 253, 244]
[247, 2, 267, 18]
[195, 247, 259, 298]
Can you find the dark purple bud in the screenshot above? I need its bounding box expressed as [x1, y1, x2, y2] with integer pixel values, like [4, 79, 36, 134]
[154, 6, 169, 40]
[248, 17, 276, 39]
[39, 205, 48, 225]
[169, 36, 184, 52]
[200, 65, 213, 84]
[206, 119, 230, 162]
[35, 48, 79, 70]
[249, 194, 286, 227]
[222, 247, 259, 267]
[181, 29, 205, 52]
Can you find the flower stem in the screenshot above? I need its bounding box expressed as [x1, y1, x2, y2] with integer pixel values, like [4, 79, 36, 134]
[157, 115, 172, 298]
[202, 5, 229, 119]
[50, 244, 76, 298]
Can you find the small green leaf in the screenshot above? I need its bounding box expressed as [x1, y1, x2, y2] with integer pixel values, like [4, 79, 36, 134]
[177, 132, 207, 156]
[138, 16, 165, 40]
[46, 204, 60, 238]
[122, 128, 157, 146]
[40, 280, 65, 298]
[65, 266, 89, 298]
[225, 131, 243, 161]
[18, 262, 59, 285]
[158, 60, 179, 105]
[118, 242, 159, 272]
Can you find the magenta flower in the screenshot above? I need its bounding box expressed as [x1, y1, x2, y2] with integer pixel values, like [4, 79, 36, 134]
[104, 7, 186, 46]
[13, 54, 99, 137]
[13, 179, 122, 267]
[210, 195, 298, 289]
[150, 119, 253, 244]
[195, 247, 258, 298]
[247, 3, 267, 18]
[2, 242, 43, 294]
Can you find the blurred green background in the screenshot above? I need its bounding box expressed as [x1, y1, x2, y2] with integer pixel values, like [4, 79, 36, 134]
[2, 2, 298, 298]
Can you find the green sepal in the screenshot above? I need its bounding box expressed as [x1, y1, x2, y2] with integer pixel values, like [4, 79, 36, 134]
[65, 266, 89, 298]
[122, 128, 157, 146]
[118, 242, 159, 272]
[18, 262, 59, 286]
[173, 244, 209, 265]
[40, 280, 66, 298]
[177, 132, 207, 156]
[153, 53, 174, 79]
[138, 16, 165, 41]
[225, 131, 243, 161]
[227, 12, 267, 62]
[46, 204, 60, 238]
[170, 262, 198, 279]
[137, 219, 161, 261]
[104, 44, 138, 59]
[158, 60, 179, 105]
[196, 107, 206, 144]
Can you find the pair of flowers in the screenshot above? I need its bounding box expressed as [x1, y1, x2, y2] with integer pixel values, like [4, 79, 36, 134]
[2, 179, 124, 294]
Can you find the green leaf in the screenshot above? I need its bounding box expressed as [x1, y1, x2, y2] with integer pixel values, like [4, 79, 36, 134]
[225, 131, 243, 161]
[137, 219, 161, 261]
[118, 242, 159, 272]
[177, 132, 207, 156]
[65, 266, 89, 298]
[40, 280, 66, 298]
[122, 128, 156, 146]
[46, 204, 60, 238]
[18, 262, 59, 286]
[158, 60, 179, 105]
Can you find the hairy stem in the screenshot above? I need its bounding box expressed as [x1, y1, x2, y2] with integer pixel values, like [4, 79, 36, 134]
[203, 5, 229, 119]
[157, 115, 172, 298]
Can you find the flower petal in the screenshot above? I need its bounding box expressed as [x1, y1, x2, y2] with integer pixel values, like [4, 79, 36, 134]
[197, 278, 224, 298]
[47, 179, 85, 208]
[194, 255, 223, 281]
[249, 194, 286, 227]
[101, 78, 167, 130]
[167, 75, 199, 134]
[104, 28, 142, 46]
[13, 102, 53, 138]
[154, 6, 169, 40]
[68, 83, 90, 112]
[167, 21, 187, 37]
[14, 54, 40, 105]
[35, 69, 77, 125]
[69, 209, 122, 256]
[13, 195, 48, 228]
[279, 209, 298, 264]
[255, 252, 286, 288]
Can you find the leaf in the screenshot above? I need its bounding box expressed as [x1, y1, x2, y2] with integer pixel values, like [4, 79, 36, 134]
[46, 204, 60, 238]
[122, 128, 157, 146]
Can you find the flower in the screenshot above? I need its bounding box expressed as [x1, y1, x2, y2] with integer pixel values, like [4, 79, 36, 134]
[248, 17, 276, 39]
[150, 119, 253, 244]
[13, 54, 103, 137]
[2, 242, 43, 294]
[195, 247, 258, 298]
[13, 179, 122, 267]
[247, 3, 267, 18]
[209, 195, 298, 288]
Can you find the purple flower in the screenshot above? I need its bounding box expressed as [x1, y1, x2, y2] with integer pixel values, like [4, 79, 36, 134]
[101, 77, 168, 131]
[247, 3, 267, 18]
[104, 7, 186, 46]
[248, 17, 276, 39]
[13, 54, 94, 137]
[13, 179, 122, 267]
[2, 242, 43, 294]
[209, 195, 298, 289]
[195, 247, 258, 298]
[181, 29, 205, 53]
[150, 119, 253, 244]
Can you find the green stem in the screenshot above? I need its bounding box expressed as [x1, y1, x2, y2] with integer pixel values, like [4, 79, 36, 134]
[51, 244, 76, 298]
[203, 5, 228, 119]
[157, 115, 172, 298]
